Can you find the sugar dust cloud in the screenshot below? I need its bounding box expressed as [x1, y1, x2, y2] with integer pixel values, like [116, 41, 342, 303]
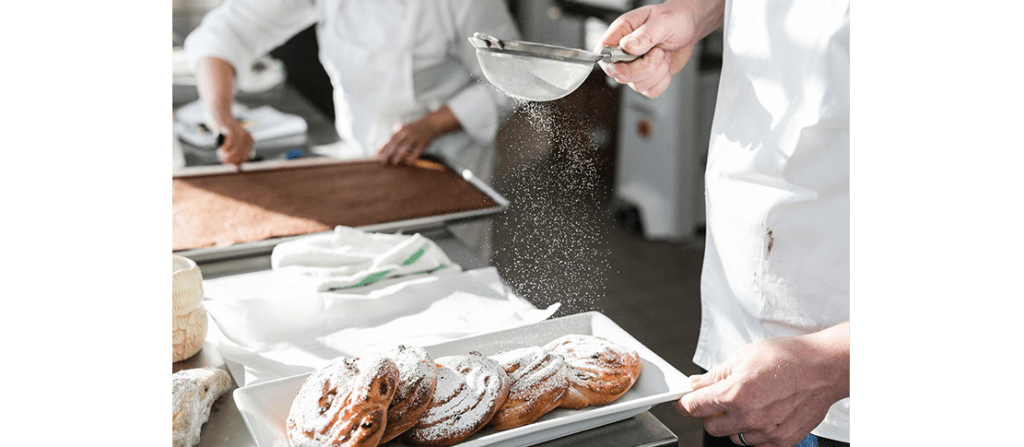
[490, 93, 616, 316]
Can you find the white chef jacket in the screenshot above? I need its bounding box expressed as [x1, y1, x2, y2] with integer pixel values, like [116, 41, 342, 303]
[183, 0, 519, 183]
[693, 0, 850, 442]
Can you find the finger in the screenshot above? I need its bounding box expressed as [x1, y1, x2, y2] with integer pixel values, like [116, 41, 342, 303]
[611, 48, 660, 78]
[672, 396, 722, 418]
[675, 383, 729, 418]
[218, 131, 252, 166]
[217, 147, 230, 165]
[730, 431, 765, 447]
[389, 141, 412, 165]
[378, 137, 402, 164]
[629, 74, 671, 99]
[598, 60, 621, 81]
[216, 133, 232, 164]
[688, 366, 729, 390]
[235, 141, 251, 165]
[217, 145, 244, 166]
[692, 363, 733, 390]
[595, 6, 654, 49]
[618, 12, 677, 57]
[729, 434, 744, 446]
[403, 142, 428, 165]
[377, 144, 393, 164]
[687, 372, 705, 384]
[733, 431, 749, 445]
[702, 412, 747, 439]
[609, 48, 669, 87]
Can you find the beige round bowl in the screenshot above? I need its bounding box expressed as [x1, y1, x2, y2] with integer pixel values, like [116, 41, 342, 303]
[173, 255, 207, 362]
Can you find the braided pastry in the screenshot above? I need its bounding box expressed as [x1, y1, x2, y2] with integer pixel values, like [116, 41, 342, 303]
[400, 352, 510, 446]
[379, 345, 438, 444]
[286, 355, 400, 447]
[544, 334, 642, 409]
[487, 346, 570, 431]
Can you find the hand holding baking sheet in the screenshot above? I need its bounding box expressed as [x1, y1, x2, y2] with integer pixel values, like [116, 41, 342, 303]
[378, 120, 435, 166]
[378, 106, 460, 166]
[673, 322, 850, 447]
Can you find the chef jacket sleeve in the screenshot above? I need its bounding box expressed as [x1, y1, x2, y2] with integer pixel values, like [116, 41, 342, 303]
[445, 0, 521, 144]
[184, 0, 319, 74]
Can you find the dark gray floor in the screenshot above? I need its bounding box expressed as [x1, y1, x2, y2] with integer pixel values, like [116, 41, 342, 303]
[488, 83, 708, 447]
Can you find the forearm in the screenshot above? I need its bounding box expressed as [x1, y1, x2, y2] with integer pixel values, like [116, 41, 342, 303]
[194, 57, 238, 130]
[805, 321, 851, 402]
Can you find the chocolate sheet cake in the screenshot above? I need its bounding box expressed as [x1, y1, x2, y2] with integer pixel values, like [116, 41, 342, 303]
[172, 159, 497, 251]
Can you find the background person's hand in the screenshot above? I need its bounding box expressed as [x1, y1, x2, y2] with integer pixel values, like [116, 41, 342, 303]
[673, 323, 850, 447]
[378, 119, 437, 166]
[377, 106, 460, 166]
[597, 0, 724, 98]
[214, 119, 254, 167]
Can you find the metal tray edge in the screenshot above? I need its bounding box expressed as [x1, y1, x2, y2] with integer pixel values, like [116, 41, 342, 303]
[174, 167, 507, 263]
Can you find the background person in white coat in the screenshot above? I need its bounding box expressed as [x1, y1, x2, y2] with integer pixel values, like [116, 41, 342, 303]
[185, 0, 519, 261]
[598, 1, 850, 446]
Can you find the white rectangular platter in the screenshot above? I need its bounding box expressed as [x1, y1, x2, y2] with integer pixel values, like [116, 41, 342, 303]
[233, 311, 692, 447]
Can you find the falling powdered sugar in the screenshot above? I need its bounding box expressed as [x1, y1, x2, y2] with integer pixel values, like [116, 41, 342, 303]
[490, 88, 616, 315]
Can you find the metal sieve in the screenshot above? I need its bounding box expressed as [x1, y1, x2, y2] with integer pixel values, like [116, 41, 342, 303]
[468, 33, 639, 101]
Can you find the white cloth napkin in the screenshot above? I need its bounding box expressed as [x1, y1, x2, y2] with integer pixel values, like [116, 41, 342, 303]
[271, 226, 462, 292]
[203, 267, 560, 386]
[174, 99, 307, 148]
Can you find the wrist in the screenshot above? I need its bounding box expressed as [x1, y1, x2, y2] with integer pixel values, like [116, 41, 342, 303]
[210, 114, 236, 132]
[805, 322, 851, 401]
[664, 0, 724, 41]
[422, 106, 460, 138]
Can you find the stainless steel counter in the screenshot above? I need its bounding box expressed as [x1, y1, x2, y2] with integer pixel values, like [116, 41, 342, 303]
[174, 228, 678, 447]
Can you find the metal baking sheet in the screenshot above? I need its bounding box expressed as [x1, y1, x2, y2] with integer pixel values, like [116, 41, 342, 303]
[173, 157, 508, 264]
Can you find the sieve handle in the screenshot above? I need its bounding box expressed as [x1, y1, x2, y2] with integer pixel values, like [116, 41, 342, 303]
[600, 46, 640, 63]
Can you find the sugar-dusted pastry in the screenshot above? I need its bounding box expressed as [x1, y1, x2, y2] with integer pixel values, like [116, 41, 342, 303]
[487, 346, 570, 431]
[286, 355, 400, 447]
[544, 334, 642, 409]
[172, 366, 232, 447]
[400, 352, 510, 446]
[379, 345, 438, 444]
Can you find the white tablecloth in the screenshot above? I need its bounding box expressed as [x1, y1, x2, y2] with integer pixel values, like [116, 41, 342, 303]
[202, 267, 558, 386]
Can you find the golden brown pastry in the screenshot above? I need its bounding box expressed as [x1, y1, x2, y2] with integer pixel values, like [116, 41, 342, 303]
[487, 346, 570, 431]
[400, 352, 510, 447]
[286, 355, 400, 447]
[378, 345, 438, 444]
[172, 367, 232, 447]
[543, 334, 642, 409]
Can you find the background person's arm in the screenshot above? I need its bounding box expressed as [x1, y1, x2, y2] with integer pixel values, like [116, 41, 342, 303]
[194, 57, 253, 166]
[184, 0, 319, 166]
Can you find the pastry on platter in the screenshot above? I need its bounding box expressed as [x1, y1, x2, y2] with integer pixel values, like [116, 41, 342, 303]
[400, 352, 510, 446]
[379, 345, 438, 444]
[544, 334, 642, 409]
[172, 366, 232, 447]
[286, 355, 400, 447]
[487, 346, 570, 431]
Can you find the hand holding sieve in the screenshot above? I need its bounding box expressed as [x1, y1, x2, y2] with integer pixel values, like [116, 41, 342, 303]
[468, 33, 639, 102]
